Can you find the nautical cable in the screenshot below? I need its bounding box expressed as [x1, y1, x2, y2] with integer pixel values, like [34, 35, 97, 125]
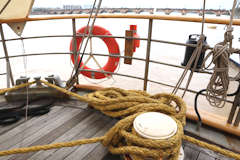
[0, 81, 240, 160]
[172, 0, 207, 97]
[200, 0, 206, 35]
[200, 0, 238, 108]
[70, 0, 98, 78]
[20, 36, 29, 120]
[75, 0, 103, 74]
[194, 89, 206, 129]
[195, 81, 240, 129]
[68, 0, 103, 88]
[0, 0, 11, 15]
[20, 36, 29, 148]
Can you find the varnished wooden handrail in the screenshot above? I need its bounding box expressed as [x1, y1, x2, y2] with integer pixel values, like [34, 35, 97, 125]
[1, 14, 240, 25]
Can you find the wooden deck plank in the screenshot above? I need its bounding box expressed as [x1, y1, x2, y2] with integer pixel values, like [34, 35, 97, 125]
[0, 105, 64, 135]
[184, 120, 240, 153]
[183, 141, 234, 160]
[82, 144, 109, 160]
[8, 109, 93, 160]
[28, 112, 106, 160]
[55, 99, 89, 110]
[197, 152, 215, 160]
[0, 107, 73, 151]
[0, 106, 64, 143]
[0, 96, 238, 160]
[44, 114, 113, 160]
[0, 107, 83, 160]
[183, 145, 200, 160]
[0, 117, 30, 135]
[65, 120, 116, 160]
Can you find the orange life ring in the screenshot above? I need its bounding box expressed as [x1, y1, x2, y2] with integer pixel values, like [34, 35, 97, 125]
[70, 25, 120, 79]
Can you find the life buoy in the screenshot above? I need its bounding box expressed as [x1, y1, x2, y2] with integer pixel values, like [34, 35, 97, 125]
[70, 25, 120, 79]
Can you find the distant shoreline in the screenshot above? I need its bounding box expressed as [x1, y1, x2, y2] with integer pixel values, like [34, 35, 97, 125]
[31, 8, 230, 17]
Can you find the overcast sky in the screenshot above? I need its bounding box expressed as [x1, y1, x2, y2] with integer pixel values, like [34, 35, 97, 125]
[33, 0, 233, 9]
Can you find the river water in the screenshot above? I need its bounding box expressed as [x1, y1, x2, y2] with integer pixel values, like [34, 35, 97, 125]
[0, 13, 240, 117]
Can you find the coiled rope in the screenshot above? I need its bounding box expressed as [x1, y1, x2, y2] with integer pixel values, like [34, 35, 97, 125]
[0, 81, 239, 160]
[173, 0, 239, 109]
[202, 42, 231, 107]
[200, 0, 237, 107]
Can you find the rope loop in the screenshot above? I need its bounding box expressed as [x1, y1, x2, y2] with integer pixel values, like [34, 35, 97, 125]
[102, 112, 183, 160]
[0, 81, 239, 160]
[86, 88, 186, 125]
[202, 43, 230, 108]
[224, 27, 234, 43]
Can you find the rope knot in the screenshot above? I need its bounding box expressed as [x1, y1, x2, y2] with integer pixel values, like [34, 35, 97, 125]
[224, 27, 234, 43]
[86, 88, 186, 124]
[204, 43, 230, 107]
[85, 88, 187, 160]
[102, 112, 184, 160]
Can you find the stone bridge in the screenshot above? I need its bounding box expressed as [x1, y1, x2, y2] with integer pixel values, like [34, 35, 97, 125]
[32, 8, 230, 16]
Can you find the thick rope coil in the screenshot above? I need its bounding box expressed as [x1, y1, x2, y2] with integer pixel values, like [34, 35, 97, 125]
[0, 81, 239, 160]
[85, 87, 186, 125]
[200, 0, 237, 108]
[202, 43, 230, 107]
[102, 112, 184, 160]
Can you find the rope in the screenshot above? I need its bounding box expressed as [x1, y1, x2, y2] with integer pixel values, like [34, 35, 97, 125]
[0, 81, 35, 95]
[172, 35, 206, 96]
[0, 81, 239, 160]
[174, 0, 238, 108]
[202, 43, 230, 107]
[200, 0, 237, 108]
[183, 136, 240, 160]
[41, 80, 186, 124]
[67, 0, 103, 88]
[172, 0, 207, 97]
[70, 0, 97, 78]
[0, 0, 11, 14]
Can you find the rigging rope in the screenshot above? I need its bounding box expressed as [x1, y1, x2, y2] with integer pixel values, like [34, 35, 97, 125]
[67, 0, 103, 88]
[0, 81, 239, 160]
[0, 0, 11, 14]
[70, 0, 98, 78]
[201, 43, 230, 107]
[200, 0, 237, 107]
[172, 0, 207, 97]
[174, 0, 238, 108]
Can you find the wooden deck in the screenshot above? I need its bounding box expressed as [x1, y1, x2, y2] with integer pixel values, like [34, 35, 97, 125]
[0, 97, 237, 160]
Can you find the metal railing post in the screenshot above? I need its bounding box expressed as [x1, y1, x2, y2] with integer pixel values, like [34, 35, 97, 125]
[0, 24, 14, 87]
[143, 19, 153, 91]
[72, 18, 79, 84]
[72, 18, 78, 70]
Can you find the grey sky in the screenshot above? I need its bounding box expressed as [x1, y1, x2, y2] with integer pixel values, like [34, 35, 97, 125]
[33, 0, 233, 9]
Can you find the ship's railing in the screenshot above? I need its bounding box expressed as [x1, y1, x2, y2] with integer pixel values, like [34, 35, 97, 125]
[0, 14, 239, 100]
[1, 14, 240, 135]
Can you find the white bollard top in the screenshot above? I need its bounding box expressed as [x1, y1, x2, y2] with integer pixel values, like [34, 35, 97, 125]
[133, 112, 178, 140]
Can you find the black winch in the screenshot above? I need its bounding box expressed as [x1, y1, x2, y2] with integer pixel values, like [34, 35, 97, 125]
[181, 34, 208, 69]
